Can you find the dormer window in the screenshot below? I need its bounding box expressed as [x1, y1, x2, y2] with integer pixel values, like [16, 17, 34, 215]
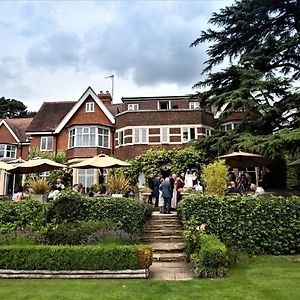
[86, 102, 94, 113]
[128, 104, 139, 111]
[189, 102, 200, 109]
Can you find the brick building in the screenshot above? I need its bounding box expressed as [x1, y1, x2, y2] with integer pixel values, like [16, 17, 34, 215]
[0, 86, 236, 193]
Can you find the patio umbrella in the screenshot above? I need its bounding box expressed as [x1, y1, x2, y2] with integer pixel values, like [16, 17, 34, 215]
[7, 157, 67, 174]
[217, 151, 270, 168]
[71, 154, 131, 169]
[0, 161, 11, 171]
[289, 159, 300, 166]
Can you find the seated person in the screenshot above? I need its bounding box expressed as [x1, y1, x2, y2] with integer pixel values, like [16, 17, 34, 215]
[48, 185, 61, 200]
[250, 183, 265, 197]
[12, 186, 27, 201]
[226, 181, 241, 195]
[123, 184, 135, 198]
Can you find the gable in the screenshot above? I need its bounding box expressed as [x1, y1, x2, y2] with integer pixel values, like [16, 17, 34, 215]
[55, 87, 115, 134]
[0, 120, 19, 143]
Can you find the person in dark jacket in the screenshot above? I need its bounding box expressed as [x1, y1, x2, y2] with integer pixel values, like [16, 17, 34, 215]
[159, 178, 172, 214]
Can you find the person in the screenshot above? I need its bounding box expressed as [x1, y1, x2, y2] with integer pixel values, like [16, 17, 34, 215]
[12, 186, 27, 201]
[226, 181, 241, 195]
[158, 177, 165, 213]
[152, 174, 160, 207]
[159, 176, 172, 214]
[88, 186, 95, 197]
[250, 183, 265, 197]
[123, 184, 135, 198]
[237, 171, 249, 193]
[55, 178, 65, 190]
[170, 173, 177, 210]
[48, 185, 61, 200]
[175, 176, 185, 204]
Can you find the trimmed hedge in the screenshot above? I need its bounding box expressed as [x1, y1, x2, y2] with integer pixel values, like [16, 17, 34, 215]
[0, 200, 47, 233]
[177, 194, 300, 255]
[47, 190, 152, 233]
[0, 244, 152, 270]
[190, 234, 228, 278]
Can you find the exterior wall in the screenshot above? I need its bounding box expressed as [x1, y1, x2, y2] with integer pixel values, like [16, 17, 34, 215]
[115, 110, 214, 160]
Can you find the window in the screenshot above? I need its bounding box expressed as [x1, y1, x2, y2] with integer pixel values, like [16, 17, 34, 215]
[128, 104, 139, 111]
[133, 128, 148, 144]
[0, 144, 16, 159]
[77, 169, 94, 193]
[205, 128, 212, 136]
[118, 130, 124, 145]
[182, 127, 196, 143]
[86, 102, 94, 112]
[189, 102, 200, 109]
[220, 122, 240, 132]
[158, 101, 170, 110]
[40, 136, 53, 151]
[160, 127, 169, 143]
[69, 126, 109, 148]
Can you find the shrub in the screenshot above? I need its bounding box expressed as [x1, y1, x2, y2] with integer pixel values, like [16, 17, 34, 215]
[106, 171, 130, 194]
[28, 178, 50, 194]
[44, 220, 119, 245]
[0, 245, 153, 270]
[47, 193, 152, 234]
[0, 230, 44, 246]
[178, 193, 300, 255]
[190, 234, 228, 278]
[0, 199, 48, 234]
[202, 160, 228, 195]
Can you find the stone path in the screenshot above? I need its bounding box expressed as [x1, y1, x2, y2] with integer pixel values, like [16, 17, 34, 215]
[140, 211, 193, 280]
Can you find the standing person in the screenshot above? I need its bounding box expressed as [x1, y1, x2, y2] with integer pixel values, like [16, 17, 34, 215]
[159, 177, 172, 214]
[152, 174, 160, 207]
[175, 176, 185, 204]
[170, 173, 177, 210]
[158, 178, 165, 213]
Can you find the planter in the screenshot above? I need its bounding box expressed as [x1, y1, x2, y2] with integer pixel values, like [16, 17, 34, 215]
[33, 194, 48, 201]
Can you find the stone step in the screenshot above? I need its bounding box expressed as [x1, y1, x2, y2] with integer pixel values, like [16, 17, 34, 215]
[144, 224, 183, 231]
[151, 242, 186, 252]
[140, 236, 184, 243]
[142, 230, 183, 237]
[146, 219, 179, 225]
[151, 214, 179, 220]
[153, 253, 187, 262]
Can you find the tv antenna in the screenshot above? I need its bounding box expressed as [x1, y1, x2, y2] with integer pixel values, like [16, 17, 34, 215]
[105, 74, 114, 101]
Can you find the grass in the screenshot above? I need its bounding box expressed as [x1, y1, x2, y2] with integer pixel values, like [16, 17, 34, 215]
[0, 255, 299, 300]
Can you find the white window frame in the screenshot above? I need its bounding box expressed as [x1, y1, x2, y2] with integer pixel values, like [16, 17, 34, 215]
[0, 144, 17, 159]
[77, 169, 94, 193]
[220, 122, 240, 132]
[128, 104, 139, 111]
[160, 127, 169, 143]
[85, 102, 94, 113]
[40, 136, 53, 151]
[205, 128, 212, 136]
[189, 102, 200, 110]
[158, 101, 171, 110]
[68, 126, 110, 148]
[133, 128, 148, 144]
[181, 127, 197, 143]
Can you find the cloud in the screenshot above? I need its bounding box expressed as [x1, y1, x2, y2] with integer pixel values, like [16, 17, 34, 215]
[26, 32, 82, 69]
[83, 1, 210, 86]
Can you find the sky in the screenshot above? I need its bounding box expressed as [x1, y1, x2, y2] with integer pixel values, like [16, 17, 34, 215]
[0, 0, 234, 112]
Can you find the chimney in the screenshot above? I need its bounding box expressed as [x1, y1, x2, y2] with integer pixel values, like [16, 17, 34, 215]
[98, 90, 112, 105]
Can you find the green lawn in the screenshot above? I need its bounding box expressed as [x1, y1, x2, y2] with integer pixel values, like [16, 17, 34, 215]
[0, 255, 299, 300]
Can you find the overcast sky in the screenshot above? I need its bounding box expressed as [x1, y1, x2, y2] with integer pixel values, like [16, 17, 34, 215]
[0, 0, 233, 112]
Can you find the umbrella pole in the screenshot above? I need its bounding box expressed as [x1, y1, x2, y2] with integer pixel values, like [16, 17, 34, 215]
[12, 174, 16, 194]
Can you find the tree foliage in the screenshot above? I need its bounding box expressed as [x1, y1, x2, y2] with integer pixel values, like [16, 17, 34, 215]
[0, 97, 36, 118]
[191, 0, 300, 132]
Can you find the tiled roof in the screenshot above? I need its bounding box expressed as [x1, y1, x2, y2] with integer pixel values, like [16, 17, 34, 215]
[26, 101, 76, 132]
[4, 118, 33, 141]
[121, 95, 191, 102]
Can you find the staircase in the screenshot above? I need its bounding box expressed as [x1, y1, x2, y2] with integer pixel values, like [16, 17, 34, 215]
[140, 211, 193, 280]
[140, 211, 187, 263]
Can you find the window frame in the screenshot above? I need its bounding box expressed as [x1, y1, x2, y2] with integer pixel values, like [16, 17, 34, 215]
[181, 127, 197, 143]
[133, 128, 148, 144]
[68, 126, 110, 149]
[189, 102, 200, 110]
[40, 136, 53, 151]
[0, 144, 17, 159]
[160, 127, 169, 143]
[128, 104, 139, 111]
[85, 102, 95, 113]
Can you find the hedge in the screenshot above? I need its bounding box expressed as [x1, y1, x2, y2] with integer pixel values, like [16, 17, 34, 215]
[177, 194, 300, 255]
[0, 199, 47, 234]
[0, 244, 152, 270]
[190, 234, 228, 278]
[46, 190, 152, 233]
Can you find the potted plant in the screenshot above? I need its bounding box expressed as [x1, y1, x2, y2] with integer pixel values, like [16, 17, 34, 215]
[28, 178, 49, 201]
[106, 172, 129, 197]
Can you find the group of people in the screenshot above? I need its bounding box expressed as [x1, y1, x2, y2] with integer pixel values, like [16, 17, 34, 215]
[147, 173, 187, 214]
[226, 169, 266, 196]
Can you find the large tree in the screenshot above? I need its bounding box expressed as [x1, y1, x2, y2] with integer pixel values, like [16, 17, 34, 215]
[192, 0, 300, 133]
[0, 97, 36, 118]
